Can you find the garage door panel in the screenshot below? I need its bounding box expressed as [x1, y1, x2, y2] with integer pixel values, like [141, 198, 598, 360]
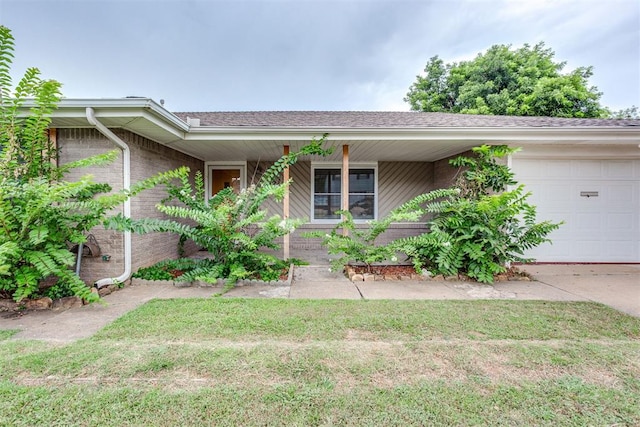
[605, 180, 635, 195]
[575, 213, 602, 231]
[605, 160, 635, 179]
[606, 240, 635, 258]
[575, 240, 605, 257]
[574, 161, 603, 178]
[524, 183, 572, 207]
[607, 213, 635, 231]
[527, 240, 571, 259]
[547, 160, 574, 178]
[513, 158, 639, 262]
[514, 160, 546, 178]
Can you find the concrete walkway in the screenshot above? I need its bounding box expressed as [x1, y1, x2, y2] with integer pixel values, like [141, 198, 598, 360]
[0, 264, 638, 342]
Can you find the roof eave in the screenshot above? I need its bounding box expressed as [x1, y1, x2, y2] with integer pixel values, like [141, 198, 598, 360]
[183, 125, 640, 143]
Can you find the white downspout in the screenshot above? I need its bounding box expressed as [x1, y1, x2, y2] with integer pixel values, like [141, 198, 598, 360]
[85, 107, 132, 288]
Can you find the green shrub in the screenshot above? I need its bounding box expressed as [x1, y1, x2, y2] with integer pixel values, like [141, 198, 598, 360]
[132, 256, 293, 283]
[132, 258, 217, 281]
[0, 26, 186, 301]
[310, 188, 458, 273]
[396, 145, 562, 282]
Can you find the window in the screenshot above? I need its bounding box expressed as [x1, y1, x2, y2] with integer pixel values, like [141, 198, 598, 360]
[312, 164, 377, 221]
[205, 162, 247, 200]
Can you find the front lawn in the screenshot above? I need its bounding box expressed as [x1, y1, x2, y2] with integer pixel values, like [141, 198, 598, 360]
[1, 299, 639, 426]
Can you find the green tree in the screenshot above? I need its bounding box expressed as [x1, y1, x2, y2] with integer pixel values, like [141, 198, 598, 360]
[405, 43, 608, 118]
[609, 105, 639, 119]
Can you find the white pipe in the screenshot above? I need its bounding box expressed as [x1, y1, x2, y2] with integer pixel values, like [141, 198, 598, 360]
[86, 107, 132, 288]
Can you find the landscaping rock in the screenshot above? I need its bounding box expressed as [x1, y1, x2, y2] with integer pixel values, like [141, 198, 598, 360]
[52, 296, 83, 311]
[363, 274, 375, 282]
[173, 281, 194, 288]
[25, 297, 53, 310]
[0, 299, 18, 312]
[351, 274, 364, 282]
[131, 278, 175, 287]
[98, 286, 113, 297]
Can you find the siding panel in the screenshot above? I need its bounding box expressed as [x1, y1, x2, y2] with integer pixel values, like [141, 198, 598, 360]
[379, 162, 433, 217]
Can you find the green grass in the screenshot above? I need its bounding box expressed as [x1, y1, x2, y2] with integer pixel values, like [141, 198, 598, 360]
[1, 299, 639, 426]
[0, 329, 17, 341]
[95, 299, 640, 341]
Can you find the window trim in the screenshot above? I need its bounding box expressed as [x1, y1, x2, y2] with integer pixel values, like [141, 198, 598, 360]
[310, 162, 378, 223]
[205, 161, 247, 201]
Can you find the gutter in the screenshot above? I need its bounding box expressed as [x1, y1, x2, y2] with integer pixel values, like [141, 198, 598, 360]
[85, 107, 132, 288]
[182, 125, 640, 143]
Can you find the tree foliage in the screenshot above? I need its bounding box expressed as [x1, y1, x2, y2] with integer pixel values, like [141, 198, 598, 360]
[405, 42, 608, 118]
[609, 105, 639, 119]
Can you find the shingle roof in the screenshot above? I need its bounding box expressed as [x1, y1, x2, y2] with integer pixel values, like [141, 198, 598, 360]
[173, 111, 640, 128]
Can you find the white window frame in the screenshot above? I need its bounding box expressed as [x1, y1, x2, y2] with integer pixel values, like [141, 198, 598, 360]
[205, 161, 247, 201]
[310, 162, 378, 223]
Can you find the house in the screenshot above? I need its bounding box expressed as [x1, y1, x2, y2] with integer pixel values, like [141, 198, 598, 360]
[48, 98, 640, 286]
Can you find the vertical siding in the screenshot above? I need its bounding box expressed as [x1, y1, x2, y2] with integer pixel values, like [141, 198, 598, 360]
[57, 128, 203, 285]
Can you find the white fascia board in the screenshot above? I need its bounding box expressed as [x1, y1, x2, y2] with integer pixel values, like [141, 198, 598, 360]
[56, 98, 190, 132]
[183, 126, 640, 143]
[40, 98, 189, 146]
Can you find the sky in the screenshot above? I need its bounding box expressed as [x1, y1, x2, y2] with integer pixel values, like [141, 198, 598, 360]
[1, 0, 638, 112]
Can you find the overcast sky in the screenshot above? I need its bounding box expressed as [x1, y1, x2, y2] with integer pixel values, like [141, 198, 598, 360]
[1, 0, 638, 112]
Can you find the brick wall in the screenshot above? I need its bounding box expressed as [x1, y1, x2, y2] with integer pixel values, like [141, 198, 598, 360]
[57, 128, 203, 284]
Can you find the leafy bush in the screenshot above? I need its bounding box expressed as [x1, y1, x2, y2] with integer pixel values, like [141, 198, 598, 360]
[0, 26, 186, 302]
[0, 157, 186, 302]
[107, 137, 333, 286]
[132, 256, 293, 283]
[133, 258, 217, 281]
[310, 188, 458, 273]
[396, 145, 562, 282]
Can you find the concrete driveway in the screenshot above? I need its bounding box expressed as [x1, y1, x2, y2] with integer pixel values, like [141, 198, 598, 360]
[520, 264, 640, 318]
[0, 264, 638, 342]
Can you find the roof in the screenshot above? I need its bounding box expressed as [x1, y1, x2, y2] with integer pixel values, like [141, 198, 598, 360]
[173, 111, 640, 128]
[40, 99, 640, 162]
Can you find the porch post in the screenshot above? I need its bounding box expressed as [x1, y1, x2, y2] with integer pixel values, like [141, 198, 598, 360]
[283, 145, 290, 259]
[342, 144, 349, 236]
[49, 128, 57, 168]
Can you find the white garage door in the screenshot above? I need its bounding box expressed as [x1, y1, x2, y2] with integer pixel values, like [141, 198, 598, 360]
[512, 158, 640, 263]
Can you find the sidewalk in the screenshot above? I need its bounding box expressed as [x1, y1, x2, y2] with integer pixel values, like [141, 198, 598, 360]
[0, 264, 638, 342]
